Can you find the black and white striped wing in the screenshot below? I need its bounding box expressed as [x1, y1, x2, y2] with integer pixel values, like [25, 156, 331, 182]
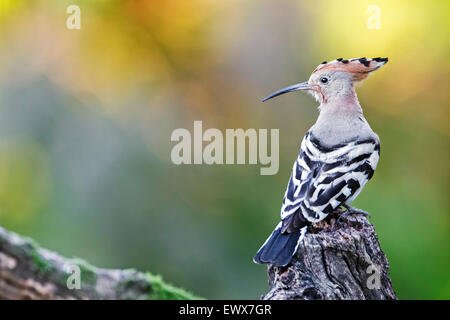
[280, 131, 380, 234]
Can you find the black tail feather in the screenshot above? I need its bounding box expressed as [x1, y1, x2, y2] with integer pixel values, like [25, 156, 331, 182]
[253, 224, 306, 267]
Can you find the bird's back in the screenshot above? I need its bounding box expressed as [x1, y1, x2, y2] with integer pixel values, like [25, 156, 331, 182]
[280, 113, 380, 234]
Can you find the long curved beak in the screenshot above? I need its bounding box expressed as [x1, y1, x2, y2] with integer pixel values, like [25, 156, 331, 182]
[262, 81, 313, 102]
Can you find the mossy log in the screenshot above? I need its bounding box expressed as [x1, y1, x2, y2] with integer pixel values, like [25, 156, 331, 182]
[262, 212, 397, 300]
[0, 226, 199, 300]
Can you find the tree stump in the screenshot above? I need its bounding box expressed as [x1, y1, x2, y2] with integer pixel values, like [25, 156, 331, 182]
[262, 213, 397, 300]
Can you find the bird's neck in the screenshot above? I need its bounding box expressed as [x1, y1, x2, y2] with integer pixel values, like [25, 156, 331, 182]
[319, 86, 363, 117]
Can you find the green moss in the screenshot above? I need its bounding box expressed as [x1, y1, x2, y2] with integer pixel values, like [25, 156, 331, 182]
[31, 250, 56, 275]
[114, 271, 202, 300]
[145, 273, 202, 300]
[70, 258, 98, 286]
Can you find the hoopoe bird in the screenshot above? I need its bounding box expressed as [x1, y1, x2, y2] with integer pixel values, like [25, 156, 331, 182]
[254, 57, 388, 267]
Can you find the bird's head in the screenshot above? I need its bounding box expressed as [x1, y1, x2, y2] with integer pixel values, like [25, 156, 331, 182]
[262, 57, 388, 105]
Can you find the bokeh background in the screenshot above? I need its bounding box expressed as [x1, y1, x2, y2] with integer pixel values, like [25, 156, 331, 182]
[0, 0, 448, 299]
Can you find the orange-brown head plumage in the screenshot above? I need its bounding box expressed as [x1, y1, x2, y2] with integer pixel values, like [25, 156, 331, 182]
[313, 57, 388, 82]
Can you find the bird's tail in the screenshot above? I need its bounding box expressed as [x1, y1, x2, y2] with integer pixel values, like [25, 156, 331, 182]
[253, 222, 307, 267]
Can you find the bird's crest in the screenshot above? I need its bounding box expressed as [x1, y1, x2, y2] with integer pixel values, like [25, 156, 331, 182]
[313, 57, 388, 81]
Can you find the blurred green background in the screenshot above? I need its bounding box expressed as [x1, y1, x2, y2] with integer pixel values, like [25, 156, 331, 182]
[0, 0, 448, 299]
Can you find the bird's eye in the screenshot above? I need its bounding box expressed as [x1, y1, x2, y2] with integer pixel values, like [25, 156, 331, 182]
[320, 77, 329, 84]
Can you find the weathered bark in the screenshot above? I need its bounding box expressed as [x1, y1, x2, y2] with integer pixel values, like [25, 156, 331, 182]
[0, 226, 199, 300]
[262, 213, 397, 300]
